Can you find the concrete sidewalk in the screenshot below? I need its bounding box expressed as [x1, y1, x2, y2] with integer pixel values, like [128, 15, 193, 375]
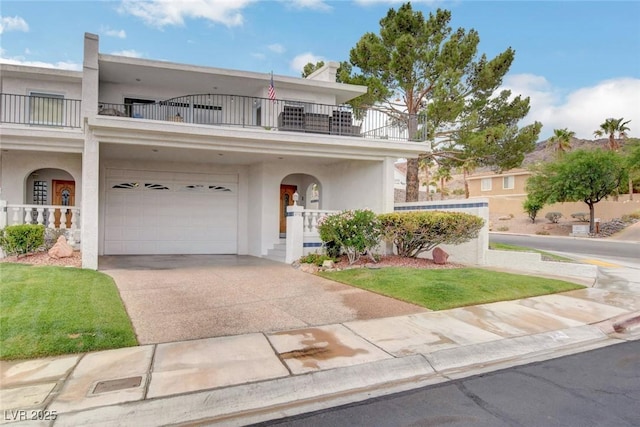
[2, 267, 640, 426]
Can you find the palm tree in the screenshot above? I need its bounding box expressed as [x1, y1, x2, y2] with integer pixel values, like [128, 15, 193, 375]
[595, 118, 632, 200]
[546, 128, 575, 155]
[594, 118, 631, 151]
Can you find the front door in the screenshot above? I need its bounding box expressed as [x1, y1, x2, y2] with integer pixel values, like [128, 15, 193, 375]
[52, 180, 75, 228]
[279, 185, 297, 234]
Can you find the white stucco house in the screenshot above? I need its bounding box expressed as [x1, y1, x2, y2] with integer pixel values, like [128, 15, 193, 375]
[0, 33, 427, 269]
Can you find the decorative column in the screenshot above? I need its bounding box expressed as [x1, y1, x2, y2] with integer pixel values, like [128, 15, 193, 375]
[285, 192, 304, 264]
[81, 33, 100, 269]
[0, 199, 6, 229]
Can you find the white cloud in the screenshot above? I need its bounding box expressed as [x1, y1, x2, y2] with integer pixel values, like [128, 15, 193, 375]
[287, 0, 332, 11]
[354, 0, 437, 5]
[103, 27, 127, 38]
[251, 52, 266, 60]
[268, 43, 285, 54]
[0, 16, 29, 34]
[0, 56, 81, 71]
[111, 49, 143, 58]
[290, 52, 324, 73]
[118, 0, 255, 28]
[502, 74, 640, 140]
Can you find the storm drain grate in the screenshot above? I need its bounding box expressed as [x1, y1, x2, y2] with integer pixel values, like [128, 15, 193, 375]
[93, 376, 143, 394]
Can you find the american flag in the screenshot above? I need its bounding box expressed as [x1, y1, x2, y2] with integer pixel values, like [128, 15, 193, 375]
[268, 73, 276, 101]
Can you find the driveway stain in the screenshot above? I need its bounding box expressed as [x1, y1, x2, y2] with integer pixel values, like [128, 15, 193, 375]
[276, 328, 368, 369]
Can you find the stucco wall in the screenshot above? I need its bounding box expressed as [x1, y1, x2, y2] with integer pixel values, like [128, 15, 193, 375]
[481, 195, 640, 221]
[326, 160, 384, 212]
[468, 172, 529, 197]
[2, 75, 82, 100]
[0, 151, 82, 205]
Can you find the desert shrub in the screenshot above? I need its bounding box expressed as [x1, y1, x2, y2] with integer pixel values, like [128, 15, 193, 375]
[545, 212, 563, 223]
[452, 188, 465, 196]
[299, 253, 335, 266]
[0, 224, 45, 257]
[378, 211, 484, 258]
[497, 226, 509, 232]
[536, 230, 550, 235]
[570, 212, 589, 222]
[317, 209, 382, 265]
[622, 211, 640, 222]
[523, 195, 545, 223]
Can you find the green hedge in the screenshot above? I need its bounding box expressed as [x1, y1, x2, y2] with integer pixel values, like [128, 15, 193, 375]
[378, 211, 484, 258]
[0, 224, 46, 257]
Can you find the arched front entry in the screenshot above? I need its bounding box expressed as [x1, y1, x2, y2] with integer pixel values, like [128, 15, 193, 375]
[279, 173, 322, 236]
[25, 168, 75, 228]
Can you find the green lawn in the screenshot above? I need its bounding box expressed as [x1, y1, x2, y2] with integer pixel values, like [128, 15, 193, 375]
[0, 263, 138, 360]
[488, 242, 574, 262]
[318, 267, 583, 310]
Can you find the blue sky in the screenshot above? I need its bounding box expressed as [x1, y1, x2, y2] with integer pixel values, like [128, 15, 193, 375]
[1, 0, 639, 140]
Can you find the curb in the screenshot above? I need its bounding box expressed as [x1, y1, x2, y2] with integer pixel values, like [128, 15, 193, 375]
[613, 314, 640, 333]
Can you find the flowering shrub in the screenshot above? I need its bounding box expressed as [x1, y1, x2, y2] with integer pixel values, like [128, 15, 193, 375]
[317, 209, 382, 264]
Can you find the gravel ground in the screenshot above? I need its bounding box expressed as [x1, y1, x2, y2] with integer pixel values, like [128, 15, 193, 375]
[0, 251, 82, 268]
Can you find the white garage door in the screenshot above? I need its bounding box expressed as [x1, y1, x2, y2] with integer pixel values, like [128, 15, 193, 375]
[104, 169, 238, 255]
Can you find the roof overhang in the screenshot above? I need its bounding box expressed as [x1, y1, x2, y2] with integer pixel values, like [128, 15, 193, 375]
[98, 55, 366, 104]
[88, 116, 426, 164]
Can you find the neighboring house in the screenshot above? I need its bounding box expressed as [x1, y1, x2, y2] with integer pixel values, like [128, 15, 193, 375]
[0, 33, 425, 269]
[466, 169, 531, 198]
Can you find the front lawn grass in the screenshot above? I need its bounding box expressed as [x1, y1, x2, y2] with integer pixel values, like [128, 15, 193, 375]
[0, 263, 138, 360]
[318, 267, 583, 310]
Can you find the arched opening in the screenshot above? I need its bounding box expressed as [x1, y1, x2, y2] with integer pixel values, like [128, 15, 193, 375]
[279, 173, 322, 236]
[24, 168, 75, 228]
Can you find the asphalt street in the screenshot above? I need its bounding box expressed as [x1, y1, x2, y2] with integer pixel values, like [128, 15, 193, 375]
[489, 233, 639, 261]
[259, 340, 640, 427]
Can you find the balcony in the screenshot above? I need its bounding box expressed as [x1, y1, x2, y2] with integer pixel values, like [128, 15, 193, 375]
[0, 93, 427, 142]
[98, 94, 426, 142]
[0, 93, 82, 128]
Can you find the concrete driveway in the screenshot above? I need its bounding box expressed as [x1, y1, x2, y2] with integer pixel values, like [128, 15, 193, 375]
[99, 255, 427, 344]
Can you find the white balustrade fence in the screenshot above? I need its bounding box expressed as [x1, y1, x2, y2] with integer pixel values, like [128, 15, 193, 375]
[4, 204, 80, 232]
[302, 209, 339, 236]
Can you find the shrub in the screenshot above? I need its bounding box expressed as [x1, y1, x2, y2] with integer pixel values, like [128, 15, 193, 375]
[0, 224, 46, 257]
[536, 230, 550, 235]
[317, 209, 382, 265]
[299, 253, 335, 266]
[378, 211, 484, 258]
[570, 212, 589, 222]
[545, 212, 563, 223]
[452, 188, 465, 196]
[497, 226, 509, 232]
[523, 195, 545, 223]
[622, 211, 640, 222]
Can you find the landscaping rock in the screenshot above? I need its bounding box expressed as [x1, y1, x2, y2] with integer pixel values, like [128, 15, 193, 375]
[322, 260, 335, 269]
[299, 263, 319, 274]
[48, 236, 73, 259]
[432, 247, 449, 265]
